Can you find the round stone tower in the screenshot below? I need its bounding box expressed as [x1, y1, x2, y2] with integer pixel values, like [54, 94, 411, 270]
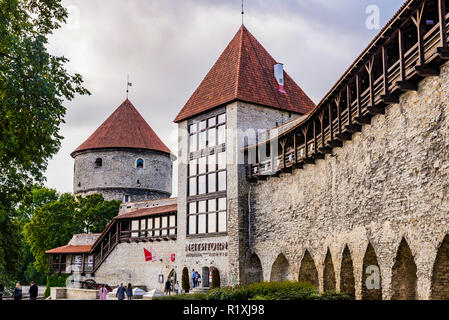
[71, 99, 174, 202]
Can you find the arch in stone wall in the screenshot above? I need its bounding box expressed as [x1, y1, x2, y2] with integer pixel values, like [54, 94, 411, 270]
[431, 235, 449, 300]
[323, 249, 336, 292]
[391, 238, 417, 300]
[361, 243, 382, 300]
[339, 245, 355, 299]
[270, 253, 290, 282]
[245, 253, 264, 284]
[298, 249, 318, 289]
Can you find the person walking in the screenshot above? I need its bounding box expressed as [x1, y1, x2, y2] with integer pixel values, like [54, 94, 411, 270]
[196, 273, 202, 288]
[116, 283, 126, 301]
[99, 284, 108, 300]
[164, 279, 172, 296]
[191, 269, 197, 288]
[12, 283, 22, 301]
[29, 281, 38, 300]
[125, 283, 133, 300]
[0, 283, 4, 301]
[174, 281, 179, 295]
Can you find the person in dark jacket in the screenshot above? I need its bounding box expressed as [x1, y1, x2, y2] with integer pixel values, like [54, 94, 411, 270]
[12, 283, 22, 301]
[116, 283, 126, 300]
[0, 283, 4, 300]
[164, 279, 172, 296]
[29, 281, 38, 300]
[125, 283, 133, 300]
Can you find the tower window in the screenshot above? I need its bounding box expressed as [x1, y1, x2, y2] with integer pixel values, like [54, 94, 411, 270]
[136, 158, 144, 169]
[95, 158, 102, 167]
[124, 195, 131, 203]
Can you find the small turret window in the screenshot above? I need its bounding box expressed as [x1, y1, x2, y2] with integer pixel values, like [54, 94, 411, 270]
[136, 158, 144, 169]
[95, 158, 102, 167]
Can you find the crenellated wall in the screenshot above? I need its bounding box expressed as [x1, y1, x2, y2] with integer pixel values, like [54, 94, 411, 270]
[247, 60, 449, 300]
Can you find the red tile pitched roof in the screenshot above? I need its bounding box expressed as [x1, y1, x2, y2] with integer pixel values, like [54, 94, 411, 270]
[174, 25, 315, 123]
[116, 203, 178, 220]
[71, 99, 172, 157]
[45, 245, 92, 254]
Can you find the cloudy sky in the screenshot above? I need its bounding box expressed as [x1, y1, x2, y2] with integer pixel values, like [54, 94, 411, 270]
[44, 0, 405, 196]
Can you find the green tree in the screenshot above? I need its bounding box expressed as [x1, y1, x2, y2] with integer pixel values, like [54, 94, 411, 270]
[23, 192, 120, 273]
[0, 0, 89, 279]
[182, 267, 190, 293]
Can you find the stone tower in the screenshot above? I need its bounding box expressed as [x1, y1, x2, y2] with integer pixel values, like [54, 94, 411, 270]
[174, 25, 315, 286]
[71, 99, 174, 202]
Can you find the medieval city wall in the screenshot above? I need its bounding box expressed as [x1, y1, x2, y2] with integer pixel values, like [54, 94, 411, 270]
[248, 61, 449, 300]
[94, 240, 177, 291]
[73, 148, 173, 201]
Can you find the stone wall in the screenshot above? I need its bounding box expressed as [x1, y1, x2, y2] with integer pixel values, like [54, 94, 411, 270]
[94, 240, 177, 291]
[247, 61, 449, 300]
[73, 148, 173, 202]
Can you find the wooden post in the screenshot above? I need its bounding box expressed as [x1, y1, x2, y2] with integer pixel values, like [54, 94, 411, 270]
[328, 104, 334, 141]
[293, 131, 298, 164]
[356, 74, 362, 116]
[439, 0, 448, 48]
[81, 253, 85, 274]
[58, 254, 62, 272]
[438, 0, 449, 58]
[398, 29, 405, 81]
[382, 46, 389, 96]
[280, 138, 287, 169]
[412, 2, 440, 75]
[319, 111, 325, 148]
[335, 93, 342, 135]
[347, 85, 352, 125]
[301, 126, 309, 159]
[411, 4, 426, 66]
[365, 57, 375, 107]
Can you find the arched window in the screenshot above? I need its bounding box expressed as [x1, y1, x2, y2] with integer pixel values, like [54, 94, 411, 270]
[136, 158, 144, 169]
[95, 158, 102, 167]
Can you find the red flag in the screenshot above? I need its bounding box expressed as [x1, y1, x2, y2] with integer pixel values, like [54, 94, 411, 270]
[144, 248, 152, 261]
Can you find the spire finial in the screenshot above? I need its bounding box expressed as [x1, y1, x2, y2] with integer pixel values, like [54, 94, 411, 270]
[126, 74, 132, 99]
[241, 0, 244, 25]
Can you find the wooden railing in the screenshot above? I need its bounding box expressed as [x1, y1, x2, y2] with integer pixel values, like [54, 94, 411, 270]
[247, 2, 449, 180]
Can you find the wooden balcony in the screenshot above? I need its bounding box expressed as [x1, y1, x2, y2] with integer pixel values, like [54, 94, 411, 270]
[247, 0, 449, 181]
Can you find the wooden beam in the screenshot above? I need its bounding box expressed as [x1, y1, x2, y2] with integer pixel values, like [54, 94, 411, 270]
[345, 124, 362, 133]
[397, 80, 419, 91]
[367, 105, 386, 115]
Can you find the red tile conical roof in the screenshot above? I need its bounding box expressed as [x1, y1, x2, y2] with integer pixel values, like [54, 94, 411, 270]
[174, 25, 315, 123]
[71, 99, 172, 157]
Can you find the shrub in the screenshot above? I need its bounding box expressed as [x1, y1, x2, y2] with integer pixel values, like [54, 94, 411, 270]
[153, 281, 349, 301]
[210, 267, 220, 289]
[181, 267, 190, 293]
[44, 273, 69, 298]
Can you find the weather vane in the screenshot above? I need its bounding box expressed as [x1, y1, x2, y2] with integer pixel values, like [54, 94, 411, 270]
[126, 75, 132, 99]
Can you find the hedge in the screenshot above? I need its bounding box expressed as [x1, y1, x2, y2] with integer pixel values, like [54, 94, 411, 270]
[154, 281, 349, 301]
[44, 273, 69, 298]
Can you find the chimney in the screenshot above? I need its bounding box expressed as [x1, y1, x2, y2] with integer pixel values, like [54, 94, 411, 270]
[274, 63, 287, 94]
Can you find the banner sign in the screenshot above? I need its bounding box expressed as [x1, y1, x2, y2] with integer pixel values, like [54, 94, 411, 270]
[144, 248, 157, 262]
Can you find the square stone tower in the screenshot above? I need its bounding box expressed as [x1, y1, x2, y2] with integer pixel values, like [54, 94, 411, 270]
[174, 25, 315, 287]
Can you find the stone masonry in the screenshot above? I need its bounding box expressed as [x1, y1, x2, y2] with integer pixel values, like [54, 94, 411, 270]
[246, 60, 449, 300]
